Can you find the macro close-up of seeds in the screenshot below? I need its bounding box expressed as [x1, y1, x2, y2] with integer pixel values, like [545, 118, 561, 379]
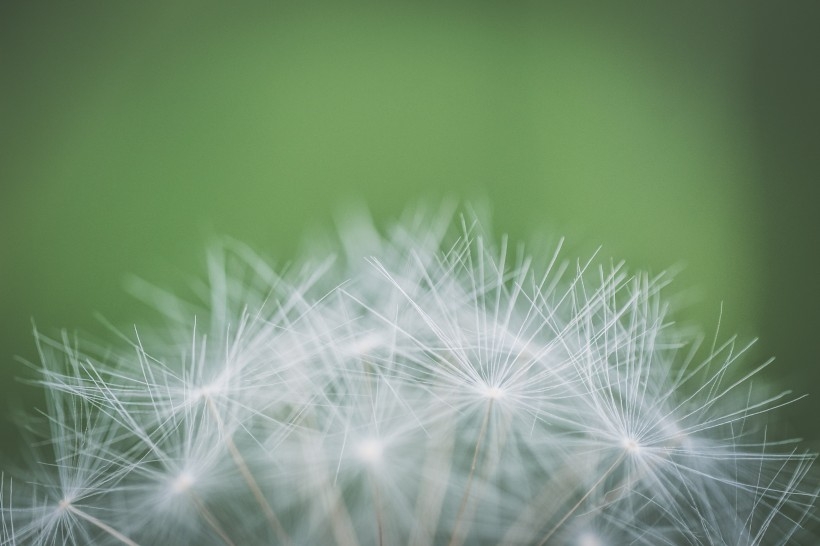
[1, 208, 816, 545]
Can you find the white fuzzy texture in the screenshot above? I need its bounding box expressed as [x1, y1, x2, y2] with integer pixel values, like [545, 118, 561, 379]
[1, 206, 817, 545]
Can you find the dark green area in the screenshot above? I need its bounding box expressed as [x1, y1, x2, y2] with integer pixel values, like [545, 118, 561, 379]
[1, 1, 818, 447]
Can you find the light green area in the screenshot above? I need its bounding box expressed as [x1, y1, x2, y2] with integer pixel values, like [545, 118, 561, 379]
[0, 3, 779, 443]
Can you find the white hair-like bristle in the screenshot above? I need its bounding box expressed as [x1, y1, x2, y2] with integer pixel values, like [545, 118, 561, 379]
[2, 206, 816, 545]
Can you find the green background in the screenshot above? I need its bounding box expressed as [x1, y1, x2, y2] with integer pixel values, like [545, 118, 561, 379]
[1, 2, 818, 448]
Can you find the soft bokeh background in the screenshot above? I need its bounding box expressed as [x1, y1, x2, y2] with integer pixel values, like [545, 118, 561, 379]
[1, 1, 818, 448]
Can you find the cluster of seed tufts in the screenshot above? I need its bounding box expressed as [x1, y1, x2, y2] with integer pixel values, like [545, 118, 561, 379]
[1, 208, 816, 545]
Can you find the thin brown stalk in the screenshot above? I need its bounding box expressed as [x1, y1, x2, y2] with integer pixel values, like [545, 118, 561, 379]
[408, 416, 456, 546]
[536, 452, 626, 546]
[189, 493, 238, 546]
[369, 474, 385, 546]
[298, 412, 360, 546]
[447, 399, 493, 546]
[205, 397, 291, 545]
[61, 502, 140, 546]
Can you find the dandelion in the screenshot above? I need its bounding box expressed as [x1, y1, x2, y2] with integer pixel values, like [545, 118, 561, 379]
[1, 205, 816, 545]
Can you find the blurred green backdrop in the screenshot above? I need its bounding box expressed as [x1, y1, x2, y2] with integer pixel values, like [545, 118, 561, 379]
[1, 1, 818, 447]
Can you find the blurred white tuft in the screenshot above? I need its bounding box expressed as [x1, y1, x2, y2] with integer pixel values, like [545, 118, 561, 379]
[1, 206, 816, 545]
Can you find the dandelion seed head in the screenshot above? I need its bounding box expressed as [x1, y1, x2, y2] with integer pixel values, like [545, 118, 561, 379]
[189, 384, 216, 402]
[622, 437, 641, 455]
[170, 472, 196, 495]
[186, 372, 232, 405]
[481, 384, 505, 400]
[576, 531, 605, 546]
[1, 206, 816, 546]
[356, 438, 385, 465]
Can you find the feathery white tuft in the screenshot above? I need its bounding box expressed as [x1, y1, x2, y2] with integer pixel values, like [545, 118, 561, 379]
[1, 206, 816, 545]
